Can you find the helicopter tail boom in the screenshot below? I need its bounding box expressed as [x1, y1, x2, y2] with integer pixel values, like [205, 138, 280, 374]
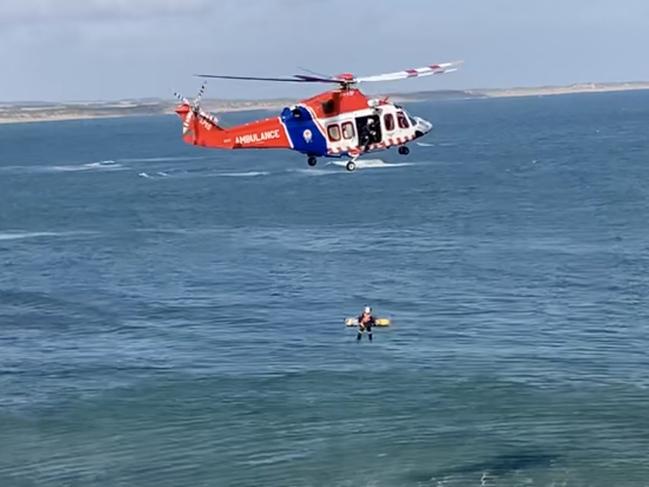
[174, 103, 292, 150]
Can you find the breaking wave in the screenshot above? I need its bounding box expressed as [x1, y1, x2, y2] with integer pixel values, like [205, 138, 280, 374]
[0, 231, 98, 241]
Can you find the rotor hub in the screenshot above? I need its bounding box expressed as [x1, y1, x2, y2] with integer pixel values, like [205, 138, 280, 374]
[335, 73, 356, 82]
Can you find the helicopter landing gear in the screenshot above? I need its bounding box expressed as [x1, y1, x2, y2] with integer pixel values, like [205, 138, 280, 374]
[345, 154, 359, 172]
[398, 145, 410, 156]
[307, 155, 317, 167]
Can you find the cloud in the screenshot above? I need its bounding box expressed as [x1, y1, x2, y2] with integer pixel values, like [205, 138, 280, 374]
[2, 0, 649, 101]
[0, 0, 212, 23]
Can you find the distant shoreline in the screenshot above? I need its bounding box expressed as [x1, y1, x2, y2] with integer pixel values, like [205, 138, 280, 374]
[469, 81, 649, 99]
[2, 81, 649, 125]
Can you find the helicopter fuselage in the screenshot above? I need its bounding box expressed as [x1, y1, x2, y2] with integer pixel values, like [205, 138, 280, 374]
[175, 88, 432, 163]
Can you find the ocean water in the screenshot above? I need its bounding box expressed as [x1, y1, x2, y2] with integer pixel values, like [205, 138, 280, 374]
[1, 91, 649, 486]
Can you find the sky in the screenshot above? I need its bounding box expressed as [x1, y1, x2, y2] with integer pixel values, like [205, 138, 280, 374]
[2, 0, 649, 101]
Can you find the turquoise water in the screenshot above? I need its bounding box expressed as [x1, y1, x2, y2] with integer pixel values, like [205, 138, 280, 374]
[1, 92, 649, 486]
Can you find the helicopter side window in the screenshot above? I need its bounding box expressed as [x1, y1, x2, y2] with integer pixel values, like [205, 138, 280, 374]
[327, 123, 341, 142]
[384, 113, 395, 131]
[341, 121, 355, 140]
[397, 111, 410, 129]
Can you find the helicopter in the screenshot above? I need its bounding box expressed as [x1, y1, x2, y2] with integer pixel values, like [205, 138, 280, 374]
[174, 61, 462, 172]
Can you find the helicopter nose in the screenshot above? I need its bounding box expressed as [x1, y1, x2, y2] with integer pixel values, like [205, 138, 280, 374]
[414, 117, 433, 135]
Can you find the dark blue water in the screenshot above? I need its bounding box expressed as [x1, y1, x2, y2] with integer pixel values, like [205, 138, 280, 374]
[1, 92, 649, 486]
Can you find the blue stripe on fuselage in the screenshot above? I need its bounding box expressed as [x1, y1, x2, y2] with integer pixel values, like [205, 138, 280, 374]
[281, 106, 328, 157]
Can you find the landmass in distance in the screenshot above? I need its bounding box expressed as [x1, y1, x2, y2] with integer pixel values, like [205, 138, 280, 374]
[1, 81, 648, 124]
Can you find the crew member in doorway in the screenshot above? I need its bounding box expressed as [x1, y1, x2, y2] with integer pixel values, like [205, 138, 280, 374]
[360, 119, 377, 153]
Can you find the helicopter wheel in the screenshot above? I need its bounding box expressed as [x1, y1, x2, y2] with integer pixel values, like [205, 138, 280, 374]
[307, 156, 317, 167]
[398, 145, 410, 155]
[346, 161, 356, 172]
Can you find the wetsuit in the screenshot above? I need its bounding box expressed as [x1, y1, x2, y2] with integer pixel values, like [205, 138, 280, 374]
[360, 122, 377, 152]
[359, 125, 371, 152]
[357, 313, 375, 341]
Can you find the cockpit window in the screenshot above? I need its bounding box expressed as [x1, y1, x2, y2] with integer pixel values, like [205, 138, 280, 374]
[397, 111, 410, 129]
[327, 124, 341, 142]
[342, 121, 355, 140]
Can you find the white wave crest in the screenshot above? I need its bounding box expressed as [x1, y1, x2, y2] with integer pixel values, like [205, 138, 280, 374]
[138, 169, 269, 179]
[329, 159, 414, 170]
[0, 231, 97, 241]
[217, 171, 270, 177]
[120, 155, 208, 163]
[0, 160, 124, 173]
[289, 168, 341, 177]
[48, 160, 124, 172]
[83, 160, 118, 168]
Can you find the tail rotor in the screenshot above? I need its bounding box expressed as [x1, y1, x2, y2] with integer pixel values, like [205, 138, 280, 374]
[194, 80, 207, 105]
[173, 82, 220, 140]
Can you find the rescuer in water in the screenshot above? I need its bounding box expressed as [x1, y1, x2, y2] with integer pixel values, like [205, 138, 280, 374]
[357, 305, 376, 342]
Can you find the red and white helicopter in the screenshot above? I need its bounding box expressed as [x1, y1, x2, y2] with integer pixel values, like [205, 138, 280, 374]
[174, 61, 462, 171]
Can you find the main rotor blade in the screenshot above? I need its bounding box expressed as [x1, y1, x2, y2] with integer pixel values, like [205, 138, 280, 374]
[355, 60, 463, 83]
[292, 74, 341, 83]
[194, 73, 337, 83]
[297, 66, 334, 79]
[194, 60, 462, 86]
